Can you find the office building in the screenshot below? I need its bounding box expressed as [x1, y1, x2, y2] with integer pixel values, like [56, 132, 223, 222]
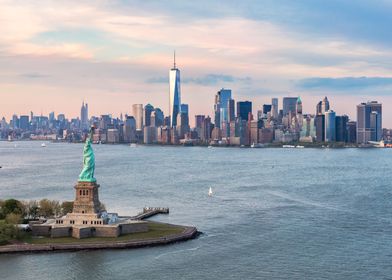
[283, 97, 298, 116]
[132, 104, 144, 131]
[144, 104, 154, 127]
[169, 52, 181, 127]
[237, 101, 252, 121]
[357, 101, 382, 144]
[325, 110, 336, 142]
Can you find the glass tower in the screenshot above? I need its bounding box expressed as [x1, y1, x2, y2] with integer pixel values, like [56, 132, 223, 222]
[169, 52, 181, 127]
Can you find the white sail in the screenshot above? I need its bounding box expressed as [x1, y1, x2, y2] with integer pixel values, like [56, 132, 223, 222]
[208, 187, 213, 196]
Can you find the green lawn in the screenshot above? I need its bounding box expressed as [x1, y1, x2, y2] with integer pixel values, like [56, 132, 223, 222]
[20, 222, 185, 245]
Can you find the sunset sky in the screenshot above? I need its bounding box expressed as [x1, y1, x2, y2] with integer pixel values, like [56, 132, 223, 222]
[1, 0, 392, 126]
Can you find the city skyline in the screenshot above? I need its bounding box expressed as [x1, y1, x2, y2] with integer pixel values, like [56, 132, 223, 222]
[1, 1, 392, 126]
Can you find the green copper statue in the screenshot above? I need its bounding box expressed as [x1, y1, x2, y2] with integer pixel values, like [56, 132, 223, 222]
[78, 126, 96, 182]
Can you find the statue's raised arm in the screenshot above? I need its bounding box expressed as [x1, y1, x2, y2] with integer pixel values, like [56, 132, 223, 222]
[78, 126, 96, 182]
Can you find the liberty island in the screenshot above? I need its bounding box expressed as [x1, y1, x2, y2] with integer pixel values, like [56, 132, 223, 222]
[0, 127, 197, 253]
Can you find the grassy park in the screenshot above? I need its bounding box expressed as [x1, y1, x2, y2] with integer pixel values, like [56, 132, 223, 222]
[18, 222, 185, 245]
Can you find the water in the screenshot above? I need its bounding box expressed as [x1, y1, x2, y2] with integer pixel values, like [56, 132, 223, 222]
[0, 141, 392, 279]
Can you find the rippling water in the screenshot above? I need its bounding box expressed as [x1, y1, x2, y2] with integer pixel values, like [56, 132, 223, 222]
[0, 141, 392, 280]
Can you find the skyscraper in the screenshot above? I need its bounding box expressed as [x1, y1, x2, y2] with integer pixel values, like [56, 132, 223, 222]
[283, 97, 297, 116]
[80, 101, 89, 130]
[132, 104, 144, 131]
[357, 101, 382, 144]
[214, 88, 232, 128]
[296, 97, 302, 115]
[321, 97, 330, 114]
[335, 115, 348, 142]
[325, 110, 336, 142]
[237, 101, 252, 121]
[271, 98, 278, 119]
[169, 52, 181, 127]
[144, 104, 154, 127]
[228, 99, 235, 122]
[262, 104, 272, 115]
[153, 108, 164, 127]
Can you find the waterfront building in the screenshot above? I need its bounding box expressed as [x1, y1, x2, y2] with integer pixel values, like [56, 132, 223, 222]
[356, 101, 382, 144]
[107, 129, 120, 143]
[250, 120, 259, 144]
[19, 115, 29, 130]
[176, 111, 190, 139]
[169, 53, 181, 127]
[315, 114, 325, 142]
[195, 115, 205, 139]
[237, 101, 252, 121]
[259, 128, 274, 143]
[201, 116, 212, 142]
[336, 115, 349, 142]
[123, 116, 136, 143]
[144, 104, 154, 127]
[347, 121, 357, 143]
[132, 104, 144, 131]
[283, 97, 297, 116]
[325, 110, 336, 142]
[144, 126, 157, 144]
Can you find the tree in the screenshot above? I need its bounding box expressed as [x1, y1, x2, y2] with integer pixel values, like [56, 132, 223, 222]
[38, 199, 61, 218]
[0, 200, 4, 219]
[0, 219, 18, 245]
[2, 199, 24, 216]
[5, 213, 22, 225]
[61, 201, 74, 216]
[22, 200, 39, 220]
[0, 224, 15, 245]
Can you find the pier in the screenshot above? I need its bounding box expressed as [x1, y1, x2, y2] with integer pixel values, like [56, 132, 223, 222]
[119, 207, 170, 220]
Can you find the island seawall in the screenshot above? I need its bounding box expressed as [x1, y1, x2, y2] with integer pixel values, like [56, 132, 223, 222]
[0, 224, 199, 254]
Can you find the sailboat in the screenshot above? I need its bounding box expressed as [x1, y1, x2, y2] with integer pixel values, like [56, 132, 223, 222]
[208, 187, 213, 197]
[41, 143, 46, 147]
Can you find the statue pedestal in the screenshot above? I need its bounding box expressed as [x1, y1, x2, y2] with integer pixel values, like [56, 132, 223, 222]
[72, 181, 101, 214]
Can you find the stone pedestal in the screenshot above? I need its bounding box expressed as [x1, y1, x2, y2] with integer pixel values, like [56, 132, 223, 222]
[60, 181, 106, 226]
[72, 181, 101, 214]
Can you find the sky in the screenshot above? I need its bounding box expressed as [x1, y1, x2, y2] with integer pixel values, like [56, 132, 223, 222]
[1, 0, 392, 126]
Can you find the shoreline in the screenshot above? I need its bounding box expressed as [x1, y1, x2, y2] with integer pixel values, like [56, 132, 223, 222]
[0, 223, 199, 255]
[0, 139, 381, 149]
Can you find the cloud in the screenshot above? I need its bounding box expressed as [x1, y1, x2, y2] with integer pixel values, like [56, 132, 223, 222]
[146, 74, 251, 86]
[297, 77, 392, 90]
[20, 73, 50, 79]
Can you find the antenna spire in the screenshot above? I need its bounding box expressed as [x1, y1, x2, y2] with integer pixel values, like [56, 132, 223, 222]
[173, 50, 176, 69]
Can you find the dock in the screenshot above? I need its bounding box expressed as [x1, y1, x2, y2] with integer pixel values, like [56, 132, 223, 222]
[119, 207, 169, 220]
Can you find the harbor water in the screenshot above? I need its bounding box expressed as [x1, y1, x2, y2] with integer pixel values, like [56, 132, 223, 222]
[0, 141, 391, 279]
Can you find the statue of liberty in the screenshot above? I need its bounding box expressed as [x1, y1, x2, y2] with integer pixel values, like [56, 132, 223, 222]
[79, 126, 96, 182]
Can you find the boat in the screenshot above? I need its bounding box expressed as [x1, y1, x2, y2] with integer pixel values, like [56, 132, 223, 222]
[130, 143, 137, 148]
[251, 143, 265, 148]
[7, 135, 12, 142]
[296, 145, 304, 148]
[41, 143, 46, 147]
[282, 145, 295, 148]
[208, 187, 213, 197]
